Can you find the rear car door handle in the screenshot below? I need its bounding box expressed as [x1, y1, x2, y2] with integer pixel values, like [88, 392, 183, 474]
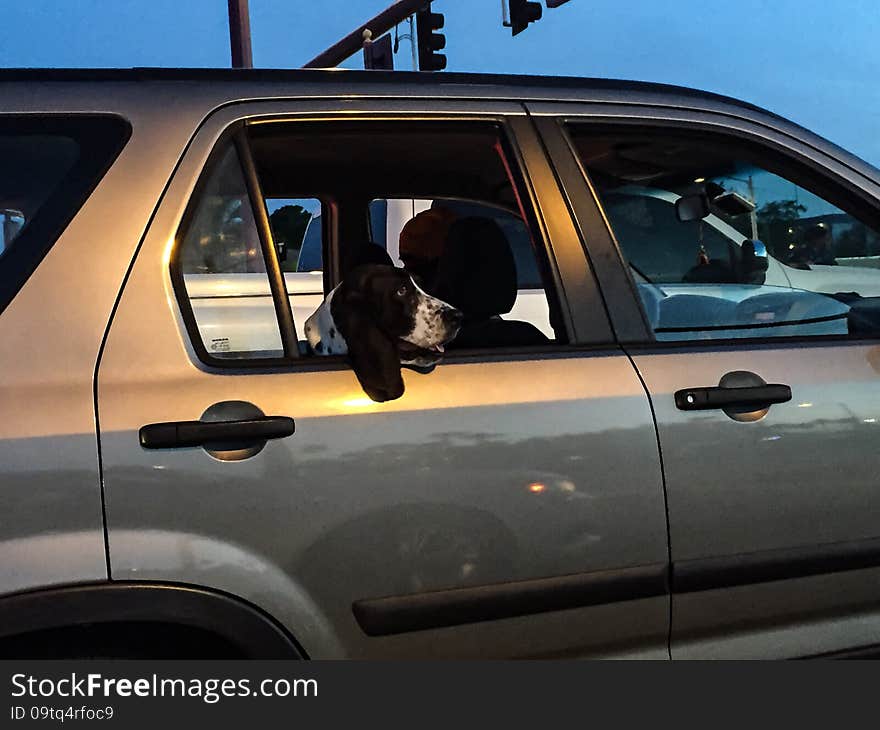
[674, 384, 792, 411]
[139, 416, 295, 449]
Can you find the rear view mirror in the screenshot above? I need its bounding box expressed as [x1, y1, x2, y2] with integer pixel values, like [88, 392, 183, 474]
[675, 194, 710, 222]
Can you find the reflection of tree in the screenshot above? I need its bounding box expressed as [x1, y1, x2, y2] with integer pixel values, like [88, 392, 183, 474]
[269, 205, 311, 272]
[756, 199, 806, 259]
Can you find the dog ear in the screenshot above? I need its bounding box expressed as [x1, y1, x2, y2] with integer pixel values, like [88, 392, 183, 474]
[334, 306, 405, 403]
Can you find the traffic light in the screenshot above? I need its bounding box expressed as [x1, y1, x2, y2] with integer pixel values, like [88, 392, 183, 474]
[363, 32, 394, 70]
[545, 0, 571, 7]
[415, 6, 446, 71]
[509, 0, 542, 35]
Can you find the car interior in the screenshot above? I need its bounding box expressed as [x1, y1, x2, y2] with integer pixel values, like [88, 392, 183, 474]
[570, 128, 880, 340]
[249, 121, 565, 350]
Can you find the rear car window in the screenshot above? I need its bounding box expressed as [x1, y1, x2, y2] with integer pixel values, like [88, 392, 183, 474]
[176, 144, 284, 359]
[0, 115, 130, 311]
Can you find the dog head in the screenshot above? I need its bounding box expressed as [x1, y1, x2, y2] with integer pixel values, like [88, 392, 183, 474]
[304, 265, 462, 402]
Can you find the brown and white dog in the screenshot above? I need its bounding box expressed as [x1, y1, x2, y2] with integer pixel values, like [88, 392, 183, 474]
[304, 265, 462, 402]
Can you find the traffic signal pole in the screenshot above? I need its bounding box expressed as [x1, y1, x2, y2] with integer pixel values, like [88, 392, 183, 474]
[228, 0, 253, 68]
[303, 0, 431, 69]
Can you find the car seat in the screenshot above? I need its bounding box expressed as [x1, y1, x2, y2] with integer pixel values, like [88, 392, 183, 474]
[342, 240, 394, 273]
[433, 216, 549, 348]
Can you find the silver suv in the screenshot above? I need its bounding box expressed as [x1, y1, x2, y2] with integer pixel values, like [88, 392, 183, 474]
[3, 69, 880, 659]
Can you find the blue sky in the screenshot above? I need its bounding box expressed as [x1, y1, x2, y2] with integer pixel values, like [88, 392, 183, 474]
[2, 0, 879, 166]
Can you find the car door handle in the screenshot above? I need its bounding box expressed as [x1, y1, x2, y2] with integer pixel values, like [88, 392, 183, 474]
[139, 416, 295, 449]
[674, 384, 792, 411]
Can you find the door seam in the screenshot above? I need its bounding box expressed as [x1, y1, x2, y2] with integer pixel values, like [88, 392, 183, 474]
[624, 346, 674, 660]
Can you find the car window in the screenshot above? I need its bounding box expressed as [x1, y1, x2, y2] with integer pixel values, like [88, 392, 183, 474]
[173, 121, 567, 368]
[368, 198, 387, 248]
[0, 115, 129, 311]
[0, 134, 79, 258]
[175, 144, 283, 359]
[602, 192, 740, 284]
[247, 120, 562, 350]
[267, 197, 323, 273]
[569, 127, 880, 341]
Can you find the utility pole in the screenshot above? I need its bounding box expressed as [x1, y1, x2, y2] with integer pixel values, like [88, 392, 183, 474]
[748, 175, 758, 239]
[228, 0, 253, 69]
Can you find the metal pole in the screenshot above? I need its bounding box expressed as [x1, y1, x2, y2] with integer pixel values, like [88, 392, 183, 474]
[748, 175, 758, 239]
[408, 15, 417, 70]
[228, 0, 253, 69]
[234, 130, 298, 358]
[303, 0, 428, 68]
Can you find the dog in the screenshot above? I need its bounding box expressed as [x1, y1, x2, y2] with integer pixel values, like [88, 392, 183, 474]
[304, 264, 462, 402]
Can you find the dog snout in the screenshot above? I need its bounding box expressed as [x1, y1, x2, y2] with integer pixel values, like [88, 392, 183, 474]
[444, 307, 463, 329]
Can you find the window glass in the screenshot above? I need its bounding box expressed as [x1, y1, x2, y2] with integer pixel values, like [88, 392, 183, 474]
[368, 198, 387, 248]
[267, 198, 323, 273]
[0, 116, 129, 311]
[570, 128, 880, 341]
[176, 145, 283, 359]
[0, 134, 78, 256]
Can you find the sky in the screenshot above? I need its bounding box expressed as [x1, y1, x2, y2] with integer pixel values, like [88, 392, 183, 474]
[2, 0, 879, 167]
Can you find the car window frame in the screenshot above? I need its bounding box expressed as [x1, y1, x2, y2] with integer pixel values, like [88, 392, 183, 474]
[534, 106, 880, 349]
[169, 107, 614, 372]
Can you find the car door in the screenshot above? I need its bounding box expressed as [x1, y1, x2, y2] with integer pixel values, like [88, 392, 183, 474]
[533, 100, 880, 658]
[96, 96, 669, 659]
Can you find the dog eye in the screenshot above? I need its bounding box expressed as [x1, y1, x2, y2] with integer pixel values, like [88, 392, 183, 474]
[396, 285, 408, 296]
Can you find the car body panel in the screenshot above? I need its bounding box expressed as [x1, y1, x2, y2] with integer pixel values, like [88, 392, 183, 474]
[630, 342, 880, 658]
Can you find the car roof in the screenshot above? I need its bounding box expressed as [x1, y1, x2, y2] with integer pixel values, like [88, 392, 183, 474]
[0, 67, 776, 112]
[2, 67, 878, 185]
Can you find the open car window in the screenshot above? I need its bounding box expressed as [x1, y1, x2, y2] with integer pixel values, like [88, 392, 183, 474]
[248, 120, 564, 351]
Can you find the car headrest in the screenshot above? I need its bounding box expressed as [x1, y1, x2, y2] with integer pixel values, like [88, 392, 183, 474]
[342, 241, 393, 273]
[433, 216, 517, 317]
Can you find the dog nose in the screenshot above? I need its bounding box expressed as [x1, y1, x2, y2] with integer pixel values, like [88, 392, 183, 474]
[444, 307, 463, 327]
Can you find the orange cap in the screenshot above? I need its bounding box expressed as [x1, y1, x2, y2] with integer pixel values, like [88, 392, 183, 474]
[399, 207, 457, 261]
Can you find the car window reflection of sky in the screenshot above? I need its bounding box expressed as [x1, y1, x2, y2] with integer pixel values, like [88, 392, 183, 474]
[716, 170, 841, 219]
[1, 0, 878, 169]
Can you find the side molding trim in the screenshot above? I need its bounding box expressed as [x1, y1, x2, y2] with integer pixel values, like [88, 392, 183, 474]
[353, 564, 668, 636]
